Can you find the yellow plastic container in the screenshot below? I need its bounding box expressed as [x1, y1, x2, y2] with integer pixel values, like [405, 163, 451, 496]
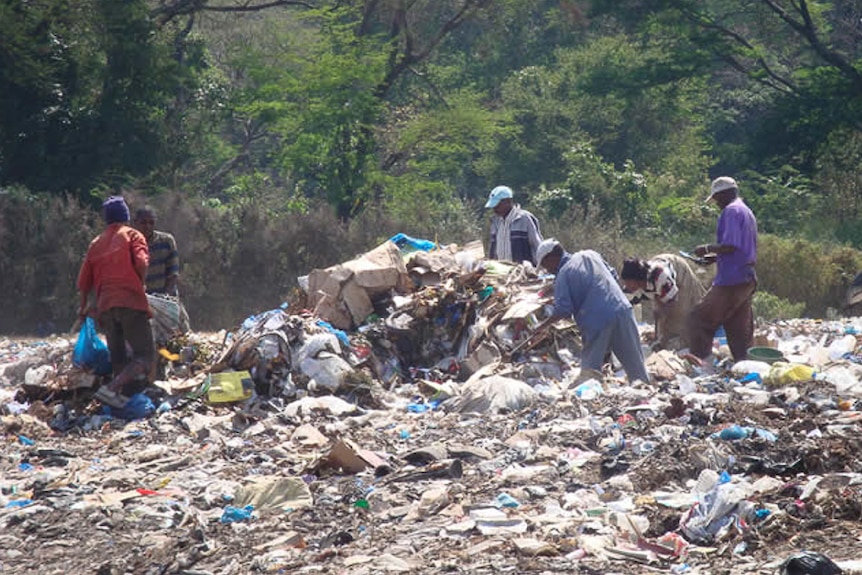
[206, 371, 254, 403]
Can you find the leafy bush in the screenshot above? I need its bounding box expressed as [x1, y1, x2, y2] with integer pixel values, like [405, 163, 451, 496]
[752, 291, 805, 321]
[755, 234, 862, 317]
[0, 188, 100, 334]
[533, 143, 653, 231]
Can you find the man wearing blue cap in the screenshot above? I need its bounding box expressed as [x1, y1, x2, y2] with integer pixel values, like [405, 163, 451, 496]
[77, 196, 154, 408]
[485, 185, 543, 266]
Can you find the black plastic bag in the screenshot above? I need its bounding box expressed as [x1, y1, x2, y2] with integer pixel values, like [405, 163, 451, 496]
[781, 551, 843, 575]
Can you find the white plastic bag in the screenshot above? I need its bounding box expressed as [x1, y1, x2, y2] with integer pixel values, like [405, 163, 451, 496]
[148, 293, 190, 343]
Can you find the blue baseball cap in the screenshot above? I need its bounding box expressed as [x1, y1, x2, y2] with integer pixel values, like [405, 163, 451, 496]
[484, 185, 514, 208]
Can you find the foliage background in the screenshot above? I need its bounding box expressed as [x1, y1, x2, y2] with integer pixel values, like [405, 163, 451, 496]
[1, 0, 861, 333]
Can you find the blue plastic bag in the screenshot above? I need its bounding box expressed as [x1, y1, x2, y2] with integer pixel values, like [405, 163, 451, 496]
[315, 319, 351, 348]
[72, 317, 112, 375]
[220, 505, 255, 524]
[388, 233, 436, 253]
[102, 393, 155, 420]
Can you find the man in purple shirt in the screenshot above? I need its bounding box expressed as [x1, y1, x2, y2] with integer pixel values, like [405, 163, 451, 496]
[688, 176, 758, 363]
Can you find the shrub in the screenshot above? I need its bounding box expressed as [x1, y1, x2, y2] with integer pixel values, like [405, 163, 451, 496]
[4, 188, 862, 335]
[756, 234, 862, 317]
[752, 291, 805, 321]
[0, 188, 100, 334]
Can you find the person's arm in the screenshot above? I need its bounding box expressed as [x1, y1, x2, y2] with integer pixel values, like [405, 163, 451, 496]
[165, 276, 178, 296]
[488, 218, 498, 259]
[527, 214, 543, 263]
[552, 266, 578, 319]
[694, 242, 735, 257]
[76, 256, 93, 317]
[165, 235, 180, 296]
[130, 231, 150, 283]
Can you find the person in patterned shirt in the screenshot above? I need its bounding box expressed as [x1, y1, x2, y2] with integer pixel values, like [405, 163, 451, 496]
[133, 207, 180, 296]
[620, 254, 706, 350]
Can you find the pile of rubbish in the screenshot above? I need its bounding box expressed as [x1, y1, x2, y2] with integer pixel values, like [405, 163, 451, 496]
[3, 236, 862, 574]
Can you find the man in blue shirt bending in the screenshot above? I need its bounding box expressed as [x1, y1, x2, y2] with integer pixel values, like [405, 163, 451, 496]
[538, 239, 650, 384]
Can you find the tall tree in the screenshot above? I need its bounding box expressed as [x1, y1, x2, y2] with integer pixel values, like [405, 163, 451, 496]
[0, 0, 208, 199]
[195, 1, 493, 217]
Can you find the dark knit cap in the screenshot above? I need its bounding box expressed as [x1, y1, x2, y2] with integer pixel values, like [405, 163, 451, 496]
[620, 258, 648, 281]
[103, 196, 130, 224]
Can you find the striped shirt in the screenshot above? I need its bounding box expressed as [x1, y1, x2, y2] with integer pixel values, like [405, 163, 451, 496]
[489, 206, 542, 265]
[145, 230, 179, 294]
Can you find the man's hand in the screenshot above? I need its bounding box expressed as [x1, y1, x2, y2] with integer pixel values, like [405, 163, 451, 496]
[694, 244, 711, 257]
[77, 296, 91, 319]
[165, 277, 179, 297]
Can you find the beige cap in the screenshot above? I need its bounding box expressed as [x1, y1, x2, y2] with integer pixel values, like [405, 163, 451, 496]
[706, 176, 738, 201]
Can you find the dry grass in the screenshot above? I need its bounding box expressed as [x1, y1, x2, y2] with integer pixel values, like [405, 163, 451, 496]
[2, 191, 861, 334]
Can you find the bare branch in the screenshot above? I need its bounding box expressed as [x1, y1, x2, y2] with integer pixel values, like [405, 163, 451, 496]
[152, 0, 316, 27]
[201, 0, 316, 13]
[760, 0, 862, 92]
[694, 16, 799, 95]
[670, 3, 802, 96]
[717, 53, 796, 96]
[206, 118, 269, 194]
[375, 0, 490, 98]
[172, 14, 196, 62]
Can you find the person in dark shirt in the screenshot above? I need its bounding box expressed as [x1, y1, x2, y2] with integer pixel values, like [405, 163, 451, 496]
[133, 207, 180, 296]
[78, 196, 154, 408]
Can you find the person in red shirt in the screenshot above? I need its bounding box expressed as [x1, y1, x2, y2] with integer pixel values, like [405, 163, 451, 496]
[77, 196, 154, 408]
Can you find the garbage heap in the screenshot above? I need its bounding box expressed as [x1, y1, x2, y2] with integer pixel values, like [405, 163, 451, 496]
[3, 239, 862, 574]
[206, 237, 581, 411]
